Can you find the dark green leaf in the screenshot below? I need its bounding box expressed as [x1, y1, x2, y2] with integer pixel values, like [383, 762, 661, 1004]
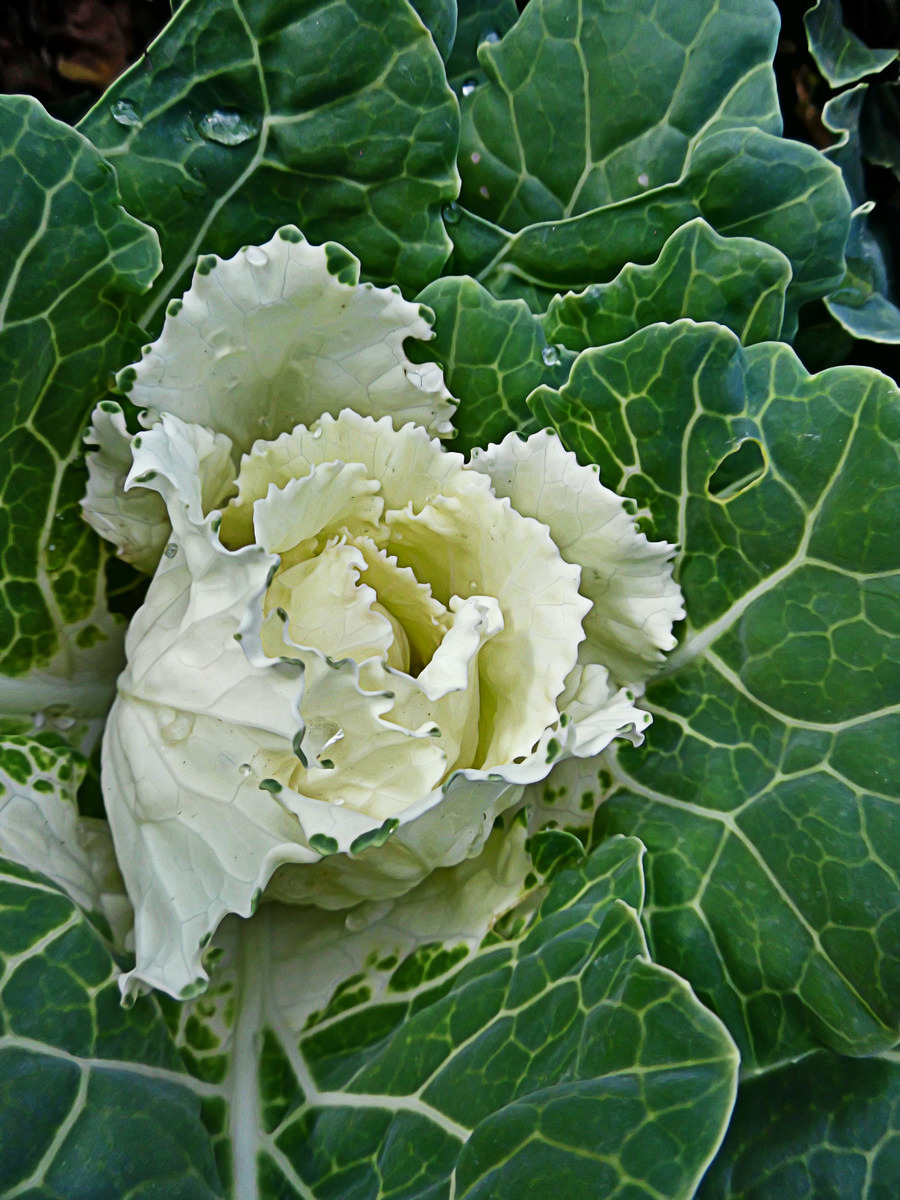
[821, 86, 900, 344]
[0, 96, 159, 715]
[160, 835, 737, 1198]
[0, 857, 224, 1198]
[78, 0, 460, 333]
[446, 0, 520, 96]
[410, 0, 457, 60]
[698, 1050, 900, 1199]
[451, 124, 851, 323]
[805, 0, 898, 88]
[531, 320, 900, 1066]
[448, 0, 850, 321]
[413, 275, 573, 452]
[460, 0, 780, 228]
[544, 219, 791, 350]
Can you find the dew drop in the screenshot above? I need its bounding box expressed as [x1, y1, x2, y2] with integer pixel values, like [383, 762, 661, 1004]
[244, 245, 268, 267]
[239, 763, 252, 777]
[470, 151, 481, 164]
[541, 344, 561, 366]
[164, 543, 178, 558]
[478, 185, 490, 199]
[197, 109, 260, 146]
[110, 98, 142, 127]
[480, 29, 501, 44]
[333, 797, 345, 806]
[468, 579, 478, 590]
[442, 201, 462, 225]
[461, 78, 478, 97]
[637, 172, 650, 187]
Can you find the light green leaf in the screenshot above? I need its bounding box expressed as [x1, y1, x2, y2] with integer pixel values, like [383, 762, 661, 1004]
[155, 833, 739, 1198]
[412, 275, 573, 452]
[821, 86, 900, 344]
[531, 320, 900, 1066]
[697, 1050, 900, 1198]
[805, 0, 898, 88]
[446, 0, 520, 96]
[0, 95, 160, 717]
[77, 0, 460, 333]
[0, 857, 224, 1198]
[449, 0, 850, 320]
[544, 219, 792, 350]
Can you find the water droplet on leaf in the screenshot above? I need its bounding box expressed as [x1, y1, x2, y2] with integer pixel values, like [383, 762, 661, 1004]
[541, 344, 561, 366]
[637, 172, 650, 187]
[461, 79, 477, 96]
[164, 543, 178, 558]
[442, 202, 462, 225]
[197, 110, 260, 146]
[480, 29, 501, 44]
[110, 99, 142, 127]
[244, 246, 268, 267]
[239, 763, 252, 777]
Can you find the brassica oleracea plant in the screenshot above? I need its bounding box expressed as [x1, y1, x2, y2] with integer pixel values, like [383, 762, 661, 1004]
[0, 1, 897, 1197]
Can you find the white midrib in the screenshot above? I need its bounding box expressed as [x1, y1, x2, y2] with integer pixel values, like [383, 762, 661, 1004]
[229, 908, 267, 1200]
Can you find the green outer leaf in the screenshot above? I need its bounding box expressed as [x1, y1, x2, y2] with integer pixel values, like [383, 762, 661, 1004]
[0, 95, 160, 714]
[412, 275, 573, 452]
[449, 124, 851, 323]
[821, 86, 900, 344]
[0, 857, 224, 1198]
[805, 0, 898, 88]
[459, 0, 781, 229]
[158, 834, 737, 1199]
[544, 219, 791, 349]
[697, 1050, 900, 1198]
[416, 221, 791, 459]
[446, 0, 520, 96]
[531, 320, 900, 1066]
[409, 0, 457, 61]
[78, 0, 460, 334]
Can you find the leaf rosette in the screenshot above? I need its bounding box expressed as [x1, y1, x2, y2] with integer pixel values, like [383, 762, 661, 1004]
[82, 227, 683, 1001]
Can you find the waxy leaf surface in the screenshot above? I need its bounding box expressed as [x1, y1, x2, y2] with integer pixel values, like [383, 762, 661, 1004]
[449, 0, 850, 320]
[150, 835, 739, 1200]
[698, 1049, 900, 1199]
[531, 321, 900, 1067]
[78, 0, 460, 332]
[0, 96, 159, 716]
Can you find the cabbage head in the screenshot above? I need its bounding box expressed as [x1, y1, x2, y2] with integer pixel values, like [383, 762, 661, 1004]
[82, 227, 683, 1000]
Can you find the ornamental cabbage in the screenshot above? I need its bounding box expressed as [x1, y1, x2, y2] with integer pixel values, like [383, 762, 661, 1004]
[82, 227, 683, 1000]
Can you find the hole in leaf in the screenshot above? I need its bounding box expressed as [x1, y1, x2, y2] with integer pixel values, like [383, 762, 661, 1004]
[707, 439, 765, 500]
